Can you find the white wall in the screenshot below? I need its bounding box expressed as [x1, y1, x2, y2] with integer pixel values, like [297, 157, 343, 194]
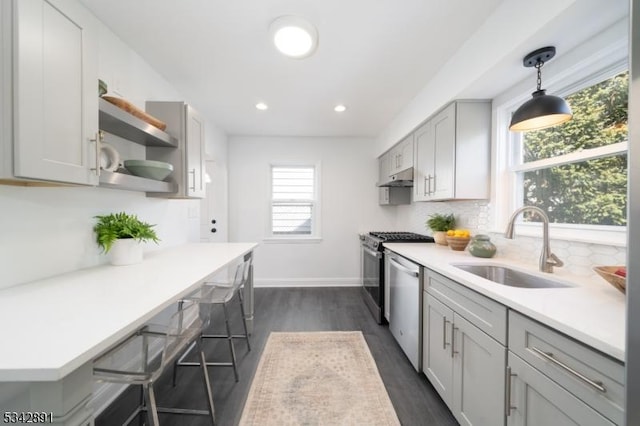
[228, 136, 395, 287]
[0, 10, 224, 288]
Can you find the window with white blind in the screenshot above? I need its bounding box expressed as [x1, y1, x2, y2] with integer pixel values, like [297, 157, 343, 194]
[269, 165, 320, 239]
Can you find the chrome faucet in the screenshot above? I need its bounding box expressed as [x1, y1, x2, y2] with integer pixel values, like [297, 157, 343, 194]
[505, 206, 564, 273]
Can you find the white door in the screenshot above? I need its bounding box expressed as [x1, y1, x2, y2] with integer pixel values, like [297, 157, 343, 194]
[413, 120, 433, 202]
[423, 292, 454, 406]
[200, 160, 228, 242]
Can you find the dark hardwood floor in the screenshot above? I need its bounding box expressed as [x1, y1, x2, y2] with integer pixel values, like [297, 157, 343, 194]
[96, 287, 457, 426]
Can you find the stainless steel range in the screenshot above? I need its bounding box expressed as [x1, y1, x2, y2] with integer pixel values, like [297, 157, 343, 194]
[360, 231, 434, 324]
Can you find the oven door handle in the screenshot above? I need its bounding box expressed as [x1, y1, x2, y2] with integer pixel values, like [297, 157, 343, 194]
[362, 246, 382, 259]
[388, 257, 419, 277]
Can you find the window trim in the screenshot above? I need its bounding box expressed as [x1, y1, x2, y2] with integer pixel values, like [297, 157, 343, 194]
[492, 52, 628, 246]
[265, 162, 322, 242]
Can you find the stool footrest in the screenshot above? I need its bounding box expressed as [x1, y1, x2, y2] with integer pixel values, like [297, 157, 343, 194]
[202, 334, 250, 339]
[177, 361, 234, 367]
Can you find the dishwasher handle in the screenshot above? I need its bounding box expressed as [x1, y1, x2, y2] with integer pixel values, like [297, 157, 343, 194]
[388, 257, 419, 277]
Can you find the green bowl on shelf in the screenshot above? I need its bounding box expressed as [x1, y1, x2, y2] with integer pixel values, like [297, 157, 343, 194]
[124, 160, 173, 181]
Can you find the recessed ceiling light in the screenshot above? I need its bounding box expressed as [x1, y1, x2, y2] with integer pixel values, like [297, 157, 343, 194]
[270, 16, 318, 59]
[255, 102, 269, 111]
[334, 104, 347, 113]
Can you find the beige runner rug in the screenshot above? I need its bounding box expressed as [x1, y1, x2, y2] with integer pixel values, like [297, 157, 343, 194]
[239, 331, 401, 426]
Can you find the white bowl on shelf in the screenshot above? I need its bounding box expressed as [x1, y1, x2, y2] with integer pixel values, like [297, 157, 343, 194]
[123, 160, 173, 181]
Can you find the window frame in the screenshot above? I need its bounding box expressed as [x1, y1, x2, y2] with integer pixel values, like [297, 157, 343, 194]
[264, 162, 322, 243]
[493, 55, 628, 246]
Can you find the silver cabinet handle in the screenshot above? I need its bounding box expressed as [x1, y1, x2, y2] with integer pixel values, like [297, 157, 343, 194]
[189, 168, 196, 191]
[89, 131, 103, 176]
[531, 347, 606, 393]
[443, 317, 450, 349]
[362, 246, 382, 259]
[505, 366, 517, 417]
[388, 257, 419, 277]
[432, 174, 436, 194]
[423, 176, 429, 196]
[451, 325, 459, 358]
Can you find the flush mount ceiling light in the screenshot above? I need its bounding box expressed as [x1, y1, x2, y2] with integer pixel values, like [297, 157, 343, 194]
[255, 102, 269, 111]
[509, 46, 572, 132]
[270, 15, 318, 59]
[334, 104, 347, 113]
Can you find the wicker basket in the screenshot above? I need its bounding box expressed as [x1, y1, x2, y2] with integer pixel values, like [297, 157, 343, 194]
[446, 236, 470, 251]
[593, 266, 626, 294]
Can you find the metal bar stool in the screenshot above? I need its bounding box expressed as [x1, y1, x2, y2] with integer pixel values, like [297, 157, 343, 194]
[93, 298, 216, 426]
[173, 256, 252, 384]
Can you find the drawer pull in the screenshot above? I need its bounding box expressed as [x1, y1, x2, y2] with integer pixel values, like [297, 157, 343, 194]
[506, 366, 517, 417]
[443, 318, 450, 349]
[451, 325, 459, 358]
[531, 347, 606, 393]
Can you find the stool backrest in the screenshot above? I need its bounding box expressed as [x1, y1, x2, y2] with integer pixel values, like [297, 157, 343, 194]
[162, 299, 205, 367]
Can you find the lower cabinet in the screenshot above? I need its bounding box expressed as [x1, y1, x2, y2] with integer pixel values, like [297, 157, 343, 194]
[423, 291, 506, 426]
[507, 353, 615, 426]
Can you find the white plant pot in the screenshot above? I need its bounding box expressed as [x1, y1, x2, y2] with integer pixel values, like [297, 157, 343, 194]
[109, 239, 143, 266]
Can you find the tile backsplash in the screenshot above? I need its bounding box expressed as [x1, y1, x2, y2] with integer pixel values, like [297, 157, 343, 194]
[394, 200, 627, 279]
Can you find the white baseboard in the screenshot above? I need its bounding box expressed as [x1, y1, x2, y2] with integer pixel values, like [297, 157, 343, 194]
[254, 278, 361, 288]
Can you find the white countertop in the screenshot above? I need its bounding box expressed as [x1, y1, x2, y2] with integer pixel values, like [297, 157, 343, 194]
[0, 242, 257, 382]
[384, 243, 626, 362]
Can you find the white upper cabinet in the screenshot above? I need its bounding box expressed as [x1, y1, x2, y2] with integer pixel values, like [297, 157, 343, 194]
[388, 134, 414, 176]
[1, 0, 99, 185]
[146, 102, 206, 199]
[414, 100, 491, 202]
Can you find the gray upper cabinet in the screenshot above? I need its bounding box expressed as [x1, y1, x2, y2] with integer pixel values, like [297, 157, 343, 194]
[414, 100, 491, 202]
[388, 134, 414, 176]
[146, 102, 206, 198]
[1, 0, 99, 185]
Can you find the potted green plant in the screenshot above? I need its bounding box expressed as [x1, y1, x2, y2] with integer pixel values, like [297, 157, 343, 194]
[426, 213, 456, 245]
[94, 212, 160, 265]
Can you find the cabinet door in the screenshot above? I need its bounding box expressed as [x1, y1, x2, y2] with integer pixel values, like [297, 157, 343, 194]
[423, 292, 454, 406]
[397, 134, 414, 173]
[185, 105, 205, 198]
[507, 353, 615, 426]
[431, 102, 455, 200]
[413, 120, 433, 202]
[378, 153, 390, 184]
[14, 0, 98, 185]
[452, 313, 506, 426]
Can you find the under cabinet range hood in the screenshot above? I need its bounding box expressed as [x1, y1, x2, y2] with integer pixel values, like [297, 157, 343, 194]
[378, 168, 414, 187]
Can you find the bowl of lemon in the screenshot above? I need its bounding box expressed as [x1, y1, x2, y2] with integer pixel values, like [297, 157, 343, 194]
[445, 229, 471, 251]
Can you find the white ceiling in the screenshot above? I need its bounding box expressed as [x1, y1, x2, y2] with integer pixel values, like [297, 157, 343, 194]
[79, 0, 628, 139]
[78, 0, 504, 137]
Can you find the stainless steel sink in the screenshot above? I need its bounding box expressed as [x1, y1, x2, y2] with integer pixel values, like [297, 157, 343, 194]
[453, 264, 572, 289]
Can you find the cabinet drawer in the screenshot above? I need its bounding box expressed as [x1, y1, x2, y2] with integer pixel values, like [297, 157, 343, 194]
[509, 311, 624, 425]
[425, 269, 507, 344]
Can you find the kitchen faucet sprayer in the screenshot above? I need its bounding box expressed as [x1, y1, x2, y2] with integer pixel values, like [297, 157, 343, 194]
[505, 206, 564, 273]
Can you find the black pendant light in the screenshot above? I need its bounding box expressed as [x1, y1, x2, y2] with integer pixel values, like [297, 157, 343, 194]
[509, 46, 572, 132]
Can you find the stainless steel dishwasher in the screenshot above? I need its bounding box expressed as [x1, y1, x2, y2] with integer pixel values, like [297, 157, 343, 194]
[386, 250, 422, 371]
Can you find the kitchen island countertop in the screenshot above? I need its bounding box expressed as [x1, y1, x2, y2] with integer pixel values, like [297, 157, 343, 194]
[384, 242, 626, 362]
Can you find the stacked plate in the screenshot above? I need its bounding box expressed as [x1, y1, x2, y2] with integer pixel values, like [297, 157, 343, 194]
[124, 160, 173, 181]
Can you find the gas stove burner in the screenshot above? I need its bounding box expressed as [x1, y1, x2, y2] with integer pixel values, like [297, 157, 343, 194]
[368, 231, 434, 243]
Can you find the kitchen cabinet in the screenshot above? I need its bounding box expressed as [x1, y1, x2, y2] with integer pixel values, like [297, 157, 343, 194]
[388, 134, 414, 176]
[0, 0, 99, 186]
[507, 353, 614, 426]
[507, 311, 624, 425]
[146, 101, 206, 198]
[414, 100, 490, 201]
[377, 152, 410, 205]
[423, 269, 507, 426]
